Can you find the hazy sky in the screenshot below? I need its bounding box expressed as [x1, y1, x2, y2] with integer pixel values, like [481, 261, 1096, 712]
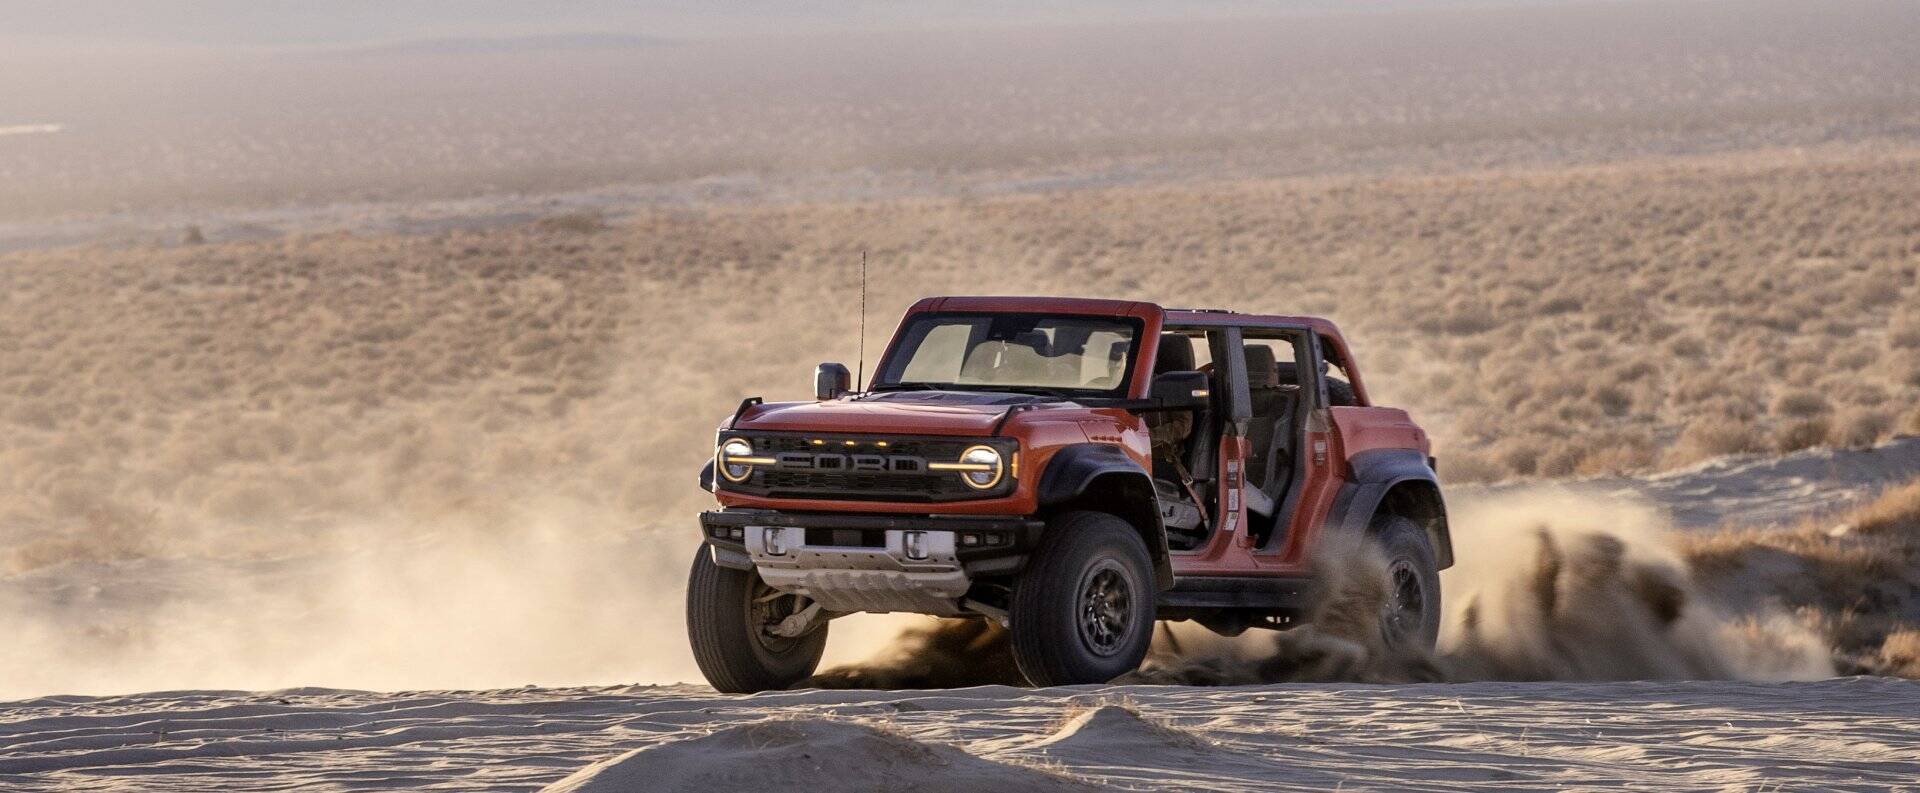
[1, 0, 1580, 48]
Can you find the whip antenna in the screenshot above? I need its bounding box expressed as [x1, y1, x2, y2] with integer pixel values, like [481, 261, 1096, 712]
[857, 250, 868, 391]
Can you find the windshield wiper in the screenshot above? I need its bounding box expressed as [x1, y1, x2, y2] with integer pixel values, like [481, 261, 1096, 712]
[872, 382, 1074, 399]
[977, 385, 1074, 399]
[868, 382, 946, 392]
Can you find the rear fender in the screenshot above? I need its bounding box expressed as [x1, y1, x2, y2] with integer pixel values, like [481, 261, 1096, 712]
[1327, 448, 1452, 568]
[1036, 443, 1174, 589]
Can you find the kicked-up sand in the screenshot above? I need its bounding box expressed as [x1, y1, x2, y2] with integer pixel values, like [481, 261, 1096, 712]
[3, 678, 1916, 791]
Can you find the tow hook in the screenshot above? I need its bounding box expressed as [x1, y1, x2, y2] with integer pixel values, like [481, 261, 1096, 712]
[769, 601, 825, 638]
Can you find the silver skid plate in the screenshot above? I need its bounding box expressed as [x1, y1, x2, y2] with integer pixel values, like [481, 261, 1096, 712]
[745, 527, 970, 615]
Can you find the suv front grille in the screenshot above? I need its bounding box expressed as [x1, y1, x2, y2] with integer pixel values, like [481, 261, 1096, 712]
[718, 431, 1014, 502]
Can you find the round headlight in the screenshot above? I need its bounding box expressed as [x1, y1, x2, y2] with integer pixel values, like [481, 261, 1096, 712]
[717, 438, 756, 483]
[957, 445, 1004, 489]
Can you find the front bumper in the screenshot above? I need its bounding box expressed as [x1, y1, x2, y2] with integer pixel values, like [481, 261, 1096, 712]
[699, 509, 1043, 615]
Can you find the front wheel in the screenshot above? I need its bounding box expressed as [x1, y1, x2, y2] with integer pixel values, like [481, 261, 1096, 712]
[1009, 511, 1156, 686]
[685, 546, 827, 693]
[1372, 514, 1442, 651]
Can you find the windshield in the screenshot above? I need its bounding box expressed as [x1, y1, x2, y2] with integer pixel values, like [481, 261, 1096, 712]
[874, 313, 1141, 397]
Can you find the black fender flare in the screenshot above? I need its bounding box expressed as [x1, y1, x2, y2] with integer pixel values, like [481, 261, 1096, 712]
[1327, 448, 1453, 569]
[1036, 443, 1174, 590]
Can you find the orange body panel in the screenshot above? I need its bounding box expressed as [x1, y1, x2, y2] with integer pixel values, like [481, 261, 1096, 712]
[1331, 406, 1429, 457]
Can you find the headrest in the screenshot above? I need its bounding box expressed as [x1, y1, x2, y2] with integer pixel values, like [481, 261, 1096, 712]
[1243, 345, 1279, 389]
[1011, 331, 1051, 355]
[1154, 333, 1195, 373]
[1273, 361, 1301, 387]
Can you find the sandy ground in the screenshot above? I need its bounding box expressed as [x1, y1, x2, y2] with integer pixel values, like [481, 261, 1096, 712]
[4, 679, 1917, 792]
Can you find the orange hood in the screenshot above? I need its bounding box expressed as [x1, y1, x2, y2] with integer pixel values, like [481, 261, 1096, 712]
[727, 392, 1084, 436]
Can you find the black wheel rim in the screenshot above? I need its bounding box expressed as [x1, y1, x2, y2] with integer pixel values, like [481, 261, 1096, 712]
[1381, 558, 1426, 646]
[1077, 561, 1134, 657]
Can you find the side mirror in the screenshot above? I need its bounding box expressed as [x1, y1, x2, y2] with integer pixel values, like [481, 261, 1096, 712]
[815, 362, 852, 400]
[1150, 370, 1210, 410]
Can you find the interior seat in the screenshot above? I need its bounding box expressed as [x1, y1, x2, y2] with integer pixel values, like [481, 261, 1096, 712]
[1144, 332, 1190, 478]
[1242, 345, 1283, 491]
[1242, 347, 1312, 530]
[959, 332, 1054, 384]
[1274, 361, 1357, 406]
[1179, 343, 1219, 484]
[1085, 339, 1131, 390]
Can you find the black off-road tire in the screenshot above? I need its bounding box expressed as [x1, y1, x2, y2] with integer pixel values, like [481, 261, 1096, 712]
[1009, 511, 1156, 686]
[1372, 514, 1442, 651]
[685, 546, 827, 693]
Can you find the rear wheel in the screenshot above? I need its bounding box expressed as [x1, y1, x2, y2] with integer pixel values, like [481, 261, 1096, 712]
[1009, 511, 1156, 686]
[1372, 514, 1442, 651]
[685, 546, 827, 693]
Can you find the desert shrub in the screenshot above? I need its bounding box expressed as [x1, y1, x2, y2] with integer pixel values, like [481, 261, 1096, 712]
[1670, 371, 1730, 405]
[1667, 416, 1761, 466]
[1889, 315, 1920, 350]
[1609, 360, 1659, 384]
[1831, 347, 1880, 373]
[1643, 321, 1682, 343]
[1572, 436, 1655, 476]
[1831, 408, 1894, 450]
[1896, 351, 1920, 388]
[1565, 332, 1606, 352]
[1593, 385, 1634, 418]
[1537, 295, 1583, 315]
[1810, 318, 1856, 338]
[1771, 389, 1831, 419]
[1667, 335, 1707, 359]
[1417, 311, 1500, 336]
[1493, 438, 1548, 477]
[1535, 441, 1584, 478]
[1775, 418, 1832, 454]
[1849, 480, 1920, 536]
[1824, 379, 1889, 408]
[532, 212, 608, 235]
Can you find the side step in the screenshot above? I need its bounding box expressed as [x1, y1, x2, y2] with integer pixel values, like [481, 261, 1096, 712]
[1156, 575, 1312, 612]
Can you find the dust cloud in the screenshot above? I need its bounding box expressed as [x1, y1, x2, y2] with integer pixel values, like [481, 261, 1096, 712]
[820, 490, 1841, 688]
[0, 512, 693, 698]
[1437, 491, 1834, 682]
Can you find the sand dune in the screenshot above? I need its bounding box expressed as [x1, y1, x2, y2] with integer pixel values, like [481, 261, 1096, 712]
[543, 718, 1098, 793]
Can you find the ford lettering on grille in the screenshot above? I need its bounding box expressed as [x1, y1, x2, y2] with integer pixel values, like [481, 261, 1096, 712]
[772, 452, 925, 473]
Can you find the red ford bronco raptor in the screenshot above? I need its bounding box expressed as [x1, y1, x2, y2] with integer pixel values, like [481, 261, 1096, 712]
[688, 296, 1450, 691]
